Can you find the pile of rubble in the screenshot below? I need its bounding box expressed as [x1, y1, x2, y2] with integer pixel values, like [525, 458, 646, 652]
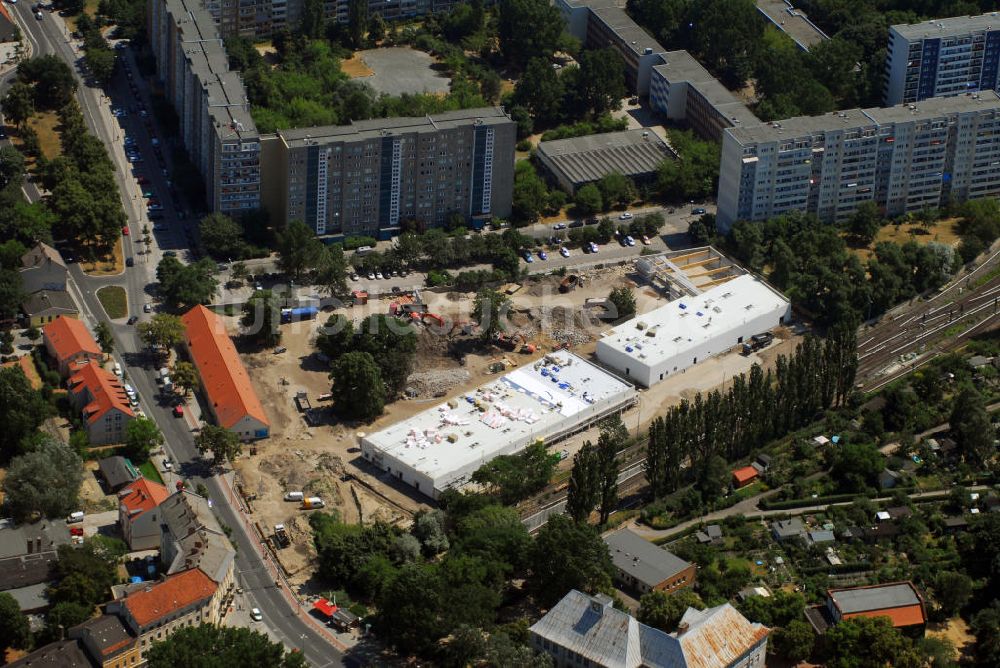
[551, 328, 592, 346]
[405, 368, 471, 398]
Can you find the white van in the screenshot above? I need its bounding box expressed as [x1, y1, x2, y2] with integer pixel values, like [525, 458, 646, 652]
[283, 491, 304, 502]
[67, 511, 85, 524]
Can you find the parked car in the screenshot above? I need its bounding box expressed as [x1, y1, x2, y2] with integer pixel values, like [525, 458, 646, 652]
[122, 227, 130, 236]
[523, 252, 534, 263]
[172, 405, 184, 417]
[568, 220, 584, 228]
[618, 212, 633, 220]
[538, 251, 548, 261]
[625, 236, 636, 247]
[250, 608, 263, 622]
[69, 526, 84, 536]
[691, 207, 707, 215]
[127, 315, 138, 325]
[560, 246, 570, 258]
[553, 223, 566, 230]
[125, 256, 134, 266]
[143, 303, 153, 312]
[589, 242, 599, 253]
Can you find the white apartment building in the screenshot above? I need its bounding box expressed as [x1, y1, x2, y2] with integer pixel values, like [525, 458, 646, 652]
[885, 13, 1000, 106]
[716, 92, 1000, 228]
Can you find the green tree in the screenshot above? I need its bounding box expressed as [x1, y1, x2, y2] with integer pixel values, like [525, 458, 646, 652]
[687, 0, 762, 88]
[0, 147, 25, 189]
[330, 351, 385, 421]
[171, 360, 200, 395]
[821, 616, 922, 668]
[47, 536, 125, 609]
[241, 289, 282, 348]
[38, 601, 92, 644]
[512, 58, 565, 127]
[497, 0, 565, 70]
[574, 49, 626, 117]
[0, 592, 29, 651]
[156, 257, 218, 309]
[84, 47, 116, 84]
[846, 200, 883, 245]
[971, 601, 1000, 668]
[17, 55, 78, 109]
[830, 441, 884, 492]
[136, 313, 185, 350]
[348, 0, 368, 48]
[595, 172, 634, 210]
[933, 571, 972, 617]
[146, 625, 307, 668]
[608, 286, 636, 320]
[574, 184, 603, 216]
[657, 130, 720, 201]
[529, 514, 613, 606]
[95, 320, 114, 354]
[355, 314, 417, 397]
[595, 417, 626, 524]
[0, 365, 52, 461]
[123, 418, 164, 463]
[230, 261, 249, 286]
[195, 424, 243, 465]
[1, 82, 34, 127]
[473, 287, 511, 341]
[316, 314, 355, 361]
[316, 244, 348, 296]
[512, 161, 549, 224]
[470, 443, 559, 506]
[566, 441, 599, 523]
[638, 589, 705, 632]
[277, 220, 325, 281]
[199, 213, 249, 260]
[3, 438, 83, 521]
[949, 385, 995, 469]
[774, 619, 816, 662]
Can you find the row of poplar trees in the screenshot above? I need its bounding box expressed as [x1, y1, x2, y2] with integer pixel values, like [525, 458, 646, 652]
[644, 327, 858, 501]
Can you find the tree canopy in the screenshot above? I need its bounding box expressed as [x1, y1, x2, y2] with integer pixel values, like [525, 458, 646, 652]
[146, 625, 307, 668]
[3, 438, 84, 521]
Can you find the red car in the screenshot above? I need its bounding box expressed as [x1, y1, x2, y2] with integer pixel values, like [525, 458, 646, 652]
[172, 405, 184, 417]
[136, 176, 149, 185]
[69, 526, 83, 537]
[122, 226, 130, 236]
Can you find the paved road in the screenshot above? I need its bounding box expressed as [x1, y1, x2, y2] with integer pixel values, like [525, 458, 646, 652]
[623, 485, 991, 543]
[8, 8, 345, 666]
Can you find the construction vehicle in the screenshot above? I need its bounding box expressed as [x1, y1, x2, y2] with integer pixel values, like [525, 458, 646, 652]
[274, 524, 290, 548]
[301, 497, 325, 510]
[280, 306, 319, 324]
[295, 391, 311, 412]
[559, 274, 580, 293]
[495, 332, 536, 354]
[741, 332, 775, 355]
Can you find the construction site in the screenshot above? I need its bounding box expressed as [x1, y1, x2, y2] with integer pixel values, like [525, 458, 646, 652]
[230, 251, 797, 584]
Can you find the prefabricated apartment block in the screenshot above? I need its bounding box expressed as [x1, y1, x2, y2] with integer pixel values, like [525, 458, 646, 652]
[885, 12, 1000, 106]
[360, 350, 636, 498]
[259, 108, 516, 237]
[596, 273, 791, 387]
[717, 92, 1000, 227]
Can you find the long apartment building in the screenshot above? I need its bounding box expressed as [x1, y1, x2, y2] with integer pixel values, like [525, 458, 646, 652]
[716, 92, 1000, 228]
[260, 108, 516, 237]
[885, 13, 1000, 106]
[148, 0, 261, 214]
[189, 0, 477, 38]
[556, 0, 759, 142]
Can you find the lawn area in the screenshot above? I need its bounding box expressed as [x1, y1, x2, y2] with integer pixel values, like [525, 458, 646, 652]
[81, 237, 124, 276]
[12, 112, 63, 164]
[138, 460, 164, 485]
[853, 218, 961, 260]
[97, 285, 127, 319]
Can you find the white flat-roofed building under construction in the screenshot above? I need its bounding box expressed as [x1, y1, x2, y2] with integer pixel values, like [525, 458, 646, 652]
[360, 350, 636, 499]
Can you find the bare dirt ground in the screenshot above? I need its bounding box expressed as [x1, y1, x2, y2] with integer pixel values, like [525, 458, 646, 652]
[341, 53, 375, 77]
[927, 617, 976, 661]
[79, 460, 116, 513]
[231, 265, 801, 580]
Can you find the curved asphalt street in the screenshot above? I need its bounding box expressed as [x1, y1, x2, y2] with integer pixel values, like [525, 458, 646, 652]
[3, 5, 343, 665]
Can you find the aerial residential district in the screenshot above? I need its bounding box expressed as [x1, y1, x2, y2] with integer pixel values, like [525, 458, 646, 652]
[0, 0, 1000, 666]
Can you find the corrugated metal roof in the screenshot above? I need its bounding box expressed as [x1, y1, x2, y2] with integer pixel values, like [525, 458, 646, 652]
[530, 591, 642, 667]
[675, 604, 770, 668]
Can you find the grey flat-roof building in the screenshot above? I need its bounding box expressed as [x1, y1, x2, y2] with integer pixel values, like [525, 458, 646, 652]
[261, 108, 516, 238]
[604, 529, 695, 595]
[717, 92, 1000, 228]
[755, 0, 828, 51]
[649, 51, 760, 142]
[148, 0, 261, 215]
[885, 14, 1000, 105]
[771, 518, 806, 541]
[536, 130, 674, 193]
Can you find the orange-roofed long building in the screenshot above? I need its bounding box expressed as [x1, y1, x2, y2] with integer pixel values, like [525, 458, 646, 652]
[806, 581, 927, 636]
[108, 568, 225, 659]
[67, 360, 135, 445]
[180, 305, 269, 440]
[117, 478, 170, 551]
[43, 317, 102, 376]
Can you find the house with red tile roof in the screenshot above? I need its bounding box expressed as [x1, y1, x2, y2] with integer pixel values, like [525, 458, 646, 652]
[43, 317, 102, 376]
[805, 581, 927, 636]
[180, 305, 269, 440]
[731, 466, 759, 489]
[108, 568, 221, 657]
[67, 361, 135, 445]
[117, 478, 170, 551]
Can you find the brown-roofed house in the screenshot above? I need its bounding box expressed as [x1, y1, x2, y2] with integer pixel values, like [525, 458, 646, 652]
[117, 478, 170, 551]
[180, 305, 269, 440]
[6, 639, 93, 668]
[22, 291, 79, 328]
[42, 317, 102, 376]
[67, 361, 135, 445]
[20, 243, 67, 295]
[805, 581, 927, 636]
